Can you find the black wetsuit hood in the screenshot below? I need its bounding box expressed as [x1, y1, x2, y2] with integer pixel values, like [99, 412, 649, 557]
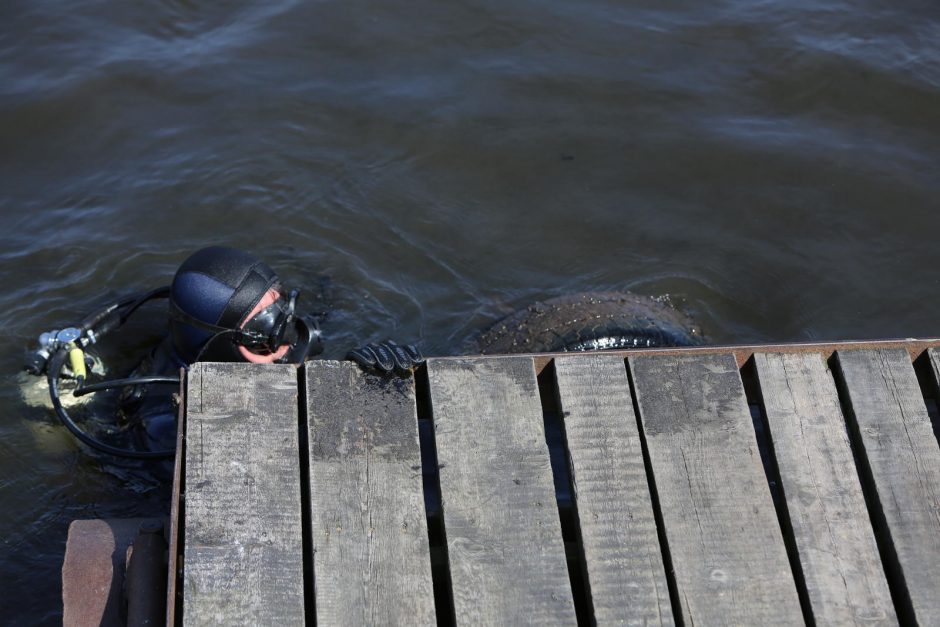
[169, 246, 279, 364]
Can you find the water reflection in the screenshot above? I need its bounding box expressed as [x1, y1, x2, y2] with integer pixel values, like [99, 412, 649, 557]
[2, 0, 939, 620]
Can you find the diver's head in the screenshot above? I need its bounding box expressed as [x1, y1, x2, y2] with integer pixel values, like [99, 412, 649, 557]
[168, 247, 322, 365]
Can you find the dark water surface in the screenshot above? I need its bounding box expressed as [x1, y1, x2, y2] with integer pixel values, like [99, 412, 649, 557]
[2, 0, 939, 621]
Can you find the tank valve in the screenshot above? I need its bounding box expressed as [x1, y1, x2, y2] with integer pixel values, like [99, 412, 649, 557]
[23, 327, 84, 376]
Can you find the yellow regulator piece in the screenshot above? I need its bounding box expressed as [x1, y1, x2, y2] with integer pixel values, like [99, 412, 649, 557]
[68, 345, 87, 381]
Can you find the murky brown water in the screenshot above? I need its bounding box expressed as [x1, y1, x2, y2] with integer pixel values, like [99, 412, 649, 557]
[2, 0, 939, 621]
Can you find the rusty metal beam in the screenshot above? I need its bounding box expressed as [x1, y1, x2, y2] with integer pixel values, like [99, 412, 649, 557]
[62, 518, 163, 627]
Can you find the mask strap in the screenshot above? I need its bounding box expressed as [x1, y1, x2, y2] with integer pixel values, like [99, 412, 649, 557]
[168, 301, 266, 347]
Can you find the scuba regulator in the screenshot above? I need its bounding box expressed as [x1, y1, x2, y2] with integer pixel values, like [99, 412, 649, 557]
[25, 327, 87, 379]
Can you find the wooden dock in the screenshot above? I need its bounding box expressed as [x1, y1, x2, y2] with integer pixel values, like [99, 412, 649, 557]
[168, 341, 940, 625]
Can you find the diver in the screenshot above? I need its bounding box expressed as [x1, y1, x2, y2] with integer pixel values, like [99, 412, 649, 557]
[24, 246, 424, 461]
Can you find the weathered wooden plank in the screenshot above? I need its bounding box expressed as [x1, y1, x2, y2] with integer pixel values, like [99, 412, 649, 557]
[167, 379, 185, 627]
[183, 363, 304, 625]
[754, 352, 897, 625]
[427, 357, 576, 624]
[629, 353, 803, 625]
[553, 354, 674, 626]
[836, 348, 940, 625]
[305, 361, 436, 626]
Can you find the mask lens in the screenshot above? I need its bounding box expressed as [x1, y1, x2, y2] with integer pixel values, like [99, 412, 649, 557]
[242, 290, 297, 352]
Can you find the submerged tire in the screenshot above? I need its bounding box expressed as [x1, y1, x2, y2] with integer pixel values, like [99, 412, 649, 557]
[477, 291, 704, 354]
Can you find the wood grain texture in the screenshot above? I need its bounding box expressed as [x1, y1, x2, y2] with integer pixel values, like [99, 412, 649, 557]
[167, 374, 185, 627]
[305, 361, 436, 626]
[754, 352, 897, 625]
[553, 355, 674, 626]
[837, 348, 940, 625]
[427, 357, 576, 625]
[183, 363, 304, 625]
[629, 353, 803, 626]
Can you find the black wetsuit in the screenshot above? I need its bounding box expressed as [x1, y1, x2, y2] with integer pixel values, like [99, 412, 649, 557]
[121, 338, 185, 459]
